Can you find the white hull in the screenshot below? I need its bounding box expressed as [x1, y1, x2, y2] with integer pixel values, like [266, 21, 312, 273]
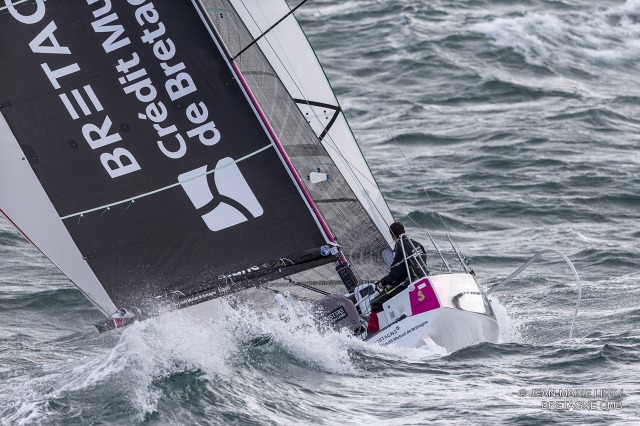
[427, 308, 499, 352]
[370, 307, 499, 352]
[178, 273, 498, 354]
[366, 273, 499, 352]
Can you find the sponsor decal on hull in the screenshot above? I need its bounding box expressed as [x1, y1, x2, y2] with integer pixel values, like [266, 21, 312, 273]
[375, 319, 431, 347]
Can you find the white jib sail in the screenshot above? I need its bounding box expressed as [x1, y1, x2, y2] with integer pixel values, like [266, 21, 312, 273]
[0, 114, 117, 316]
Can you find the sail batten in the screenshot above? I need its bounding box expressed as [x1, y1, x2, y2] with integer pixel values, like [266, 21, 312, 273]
[59, 144, 274, 220]
[230, 0, 310, 60]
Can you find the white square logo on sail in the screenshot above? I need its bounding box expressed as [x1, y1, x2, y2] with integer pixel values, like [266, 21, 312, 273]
[178, 158, 263, 231]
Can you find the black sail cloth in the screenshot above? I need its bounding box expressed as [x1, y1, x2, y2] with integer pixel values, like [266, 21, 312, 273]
[0, 0, 335, 314]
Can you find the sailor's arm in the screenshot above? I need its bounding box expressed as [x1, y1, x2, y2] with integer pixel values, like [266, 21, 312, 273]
[379, 247, 405, 287]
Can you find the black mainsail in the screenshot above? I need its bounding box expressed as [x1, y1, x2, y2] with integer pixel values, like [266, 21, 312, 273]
[0, 0, 394, 327]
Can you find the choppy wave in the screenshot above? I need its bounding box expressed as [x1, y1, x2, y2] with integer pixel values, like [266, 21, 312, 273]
[1, 302, 451, 424]
[2, 0, 640, 424]
[470, 1, 640, 70]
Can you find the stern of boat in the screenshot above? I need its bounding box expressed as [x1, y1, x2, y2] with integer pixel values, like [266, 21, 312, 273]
[372, 273, 499, 351]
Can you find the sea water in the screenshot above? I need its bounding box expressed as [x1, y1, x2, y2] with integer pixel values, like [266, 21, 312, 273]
[1, 0, 639, 424]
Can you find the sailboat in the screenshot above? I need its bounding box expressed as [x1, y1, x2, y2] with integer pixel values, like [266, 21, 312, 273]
[0, 0, 498, 352]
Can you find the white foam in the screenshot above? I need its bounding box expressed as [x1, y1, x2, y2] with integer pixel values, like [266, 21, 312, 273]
[613, 0, 640, 16]
[0, 296, 504, 423]
[470, 1, 640, 68]
[490, 295, 521, 344]
[178, 298, 450, 373]
[0, 308, 243, 423]
[3, 402, 44, 426]
[221, 301, 360, 375]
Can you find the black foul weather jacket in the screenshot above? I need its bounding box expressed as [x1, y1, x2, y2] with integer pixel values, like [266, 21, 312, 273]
[379, 237, 427, 288]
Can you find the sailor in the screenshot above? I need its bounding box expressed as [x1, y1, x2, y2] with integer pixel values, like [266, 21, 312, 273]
[366, 221, 427, 334]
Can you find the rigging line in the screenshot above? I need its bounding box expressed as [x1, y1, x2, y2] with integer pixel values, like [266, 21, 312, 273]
[261, 286, 316, 302]
[231, 0, 310, 61]
[60, 144, 273, 220]
[284, 276, 330, 296]
[393, 203, 454, 259]
[234, 0, 394, 237]
[309, 1, 457, 240]
[0, 0, 38, 13]
[487, 249, 582, 339]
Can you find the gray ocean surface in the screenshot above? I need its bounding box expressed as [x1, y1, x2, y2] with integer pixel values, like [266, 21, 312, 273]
[2, 0, 639, 424]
